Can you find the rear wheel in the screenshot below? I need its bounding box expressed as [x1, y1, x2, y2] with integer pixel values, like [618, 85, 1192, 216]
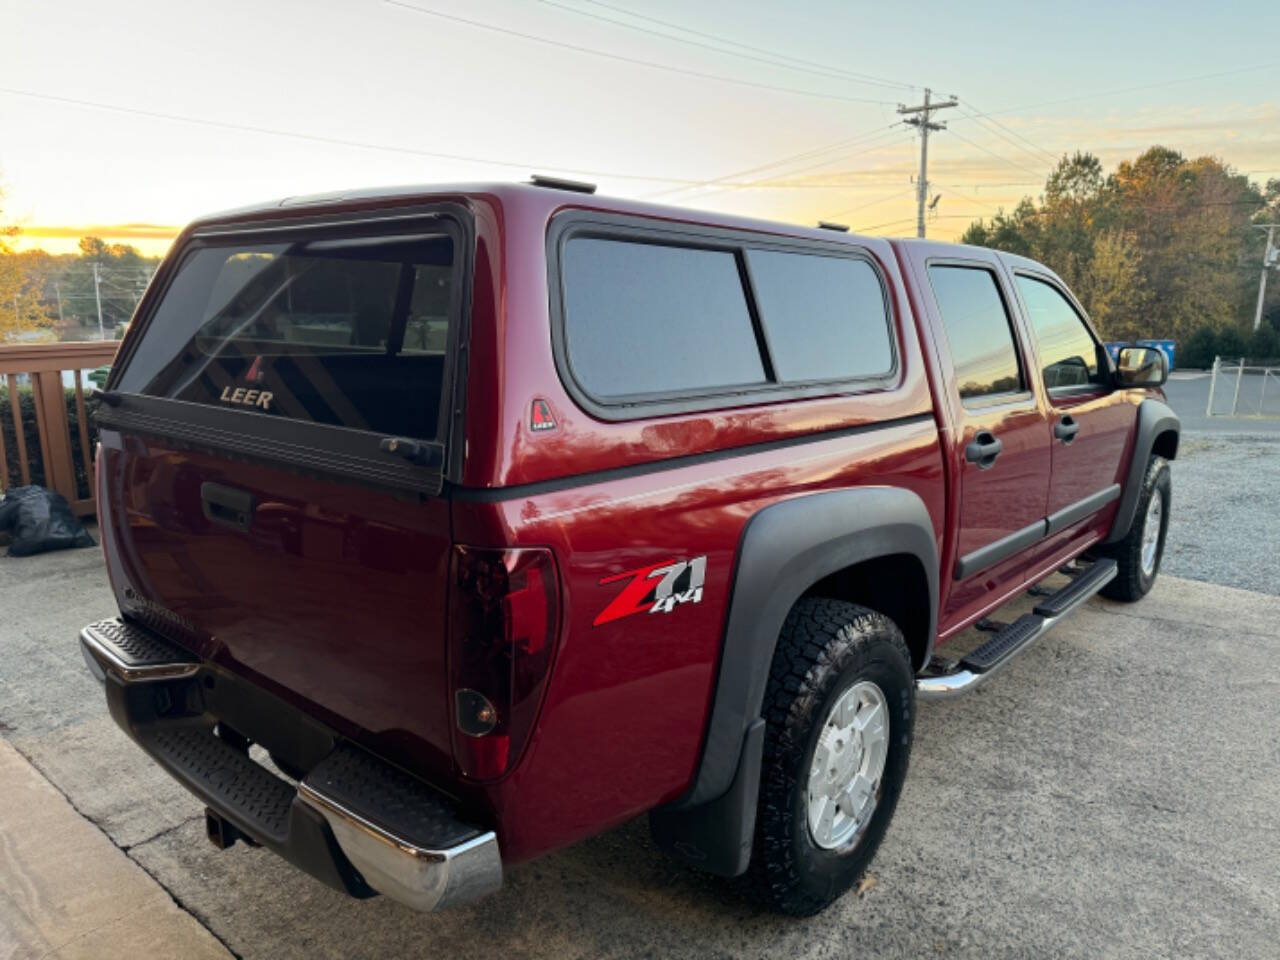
[745, 598, 914, 916]
[1100, 456, 1171, 602]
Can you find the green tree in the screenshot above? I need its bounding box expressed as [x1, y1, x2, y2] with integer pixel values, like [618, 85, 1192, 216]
[1081, 230, 1149, 341]
[1038, 152, 1105, 294]
[961, 147, 1267, 343]
[960, 197, 1040, 256]
[1104, 148, 1261, 341]
[57, 236, 159, 333]
[0, 188, 55, 341]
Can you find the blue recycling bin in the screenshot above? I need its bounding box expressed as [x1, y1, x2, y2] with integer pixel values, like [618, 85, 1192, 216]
[1137, 339, 1176, 371]
[1106, 340, 1177, 370]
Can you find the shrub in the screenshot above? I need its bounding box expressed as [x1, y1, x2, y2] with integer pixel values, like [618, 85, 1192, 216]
[1179, 326, 1218, 369]
[1216, 326, 1248, 361]
[0, 385, 100, 496]
[1247, 326, 1280, 363]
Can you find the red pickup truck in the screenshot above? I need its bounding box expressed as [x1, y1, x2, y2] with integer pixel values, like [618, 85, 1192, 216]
[81, 178, 1178, 916]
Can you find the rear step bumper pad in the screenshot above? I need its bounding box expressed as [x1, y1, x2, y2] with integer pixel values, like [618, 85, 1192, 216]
[916, 559, 1117, 699]
[79, 618, 502, 911]
[299, 748, 502, 912]
[80, 618, 199, 684]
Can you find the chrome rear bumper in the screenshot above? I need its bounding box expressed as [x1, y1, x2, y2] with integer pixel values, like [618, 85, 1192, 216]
[80, 617, 502, 912]
[298, 783, 502, 912]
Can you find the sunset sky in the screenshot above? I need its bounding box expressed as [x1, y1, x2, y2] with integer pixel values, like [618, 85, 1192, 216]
[4, 0, 1278, 256]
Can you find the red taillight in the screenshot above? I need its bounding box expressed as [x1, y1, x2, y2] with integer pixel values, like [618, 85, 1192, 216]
[448, 546, 559, 780]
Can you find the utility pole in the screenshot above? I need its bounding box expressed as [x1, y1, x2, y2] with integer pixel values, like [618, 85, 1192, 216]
[54, 283, 65, 325]
[1253, 224, 1277, 332]
[898, 88, 958, 238]
[91, 261, 105, 341]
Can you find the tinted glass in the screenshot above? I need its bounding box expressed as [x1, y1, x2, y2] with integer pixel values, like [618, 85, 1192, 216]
[928, 266, 1023, 401]
[1016, 275, 1105, 390]
[746, 250, 892, 382]
[117, 233, 454, 440]
[562, 237, 766, 399]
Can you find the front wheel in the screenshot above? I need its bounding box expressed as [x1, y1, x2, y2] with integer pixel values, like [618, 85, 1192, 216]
[1100, 455, 1171, 602]
[745, 598, 914, 916]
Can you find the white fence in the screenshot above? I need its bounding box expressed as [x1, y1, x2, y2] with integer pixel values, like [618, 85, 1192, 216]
[1206, 357, 1280, 418]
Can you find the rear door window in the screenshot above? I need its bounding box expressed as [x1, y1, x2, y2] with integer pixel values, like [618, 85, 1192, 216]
[560, 237, 767, 400]
[927, 265, 1025, 403]
[746, 249, 892, 382]
[1015, 275, 1106, 390]
[116, 232, 455, 440]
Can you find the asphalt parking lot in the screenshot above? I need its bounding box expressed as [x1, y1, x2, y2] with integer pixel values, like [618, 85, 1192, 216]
[3, 379, 1279, 959]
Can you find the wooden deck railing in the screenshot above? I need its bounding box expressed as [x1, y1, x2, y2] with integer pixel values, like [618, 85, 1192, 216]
[0, 341, 120, 517]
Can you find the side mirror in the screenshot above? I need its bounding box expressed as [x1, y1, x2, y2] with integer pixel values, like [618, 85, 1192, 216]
[1114, 346, 1167, 388]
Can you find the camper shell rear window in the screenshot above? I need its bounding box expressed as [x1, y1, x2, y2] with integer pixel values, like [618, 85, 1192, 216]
[116, 228, 458, 441]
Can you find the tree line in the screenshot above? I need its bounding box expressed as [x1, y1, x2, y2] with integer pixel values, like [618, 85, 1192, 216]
[0, 234, 160, 343]
[960, 146, 1280, 365]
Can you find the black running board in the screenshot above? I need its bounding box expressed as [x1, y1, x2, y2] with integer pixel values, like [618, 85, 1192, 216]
[917, 558, 1117, 699]
[1032, 559, 1116, 617]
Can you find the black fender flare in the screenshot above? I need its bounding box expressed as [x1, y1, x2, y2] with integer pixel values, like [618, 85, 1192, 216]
[1104, 398, 1180, 544]
[650, 486, 938, 876]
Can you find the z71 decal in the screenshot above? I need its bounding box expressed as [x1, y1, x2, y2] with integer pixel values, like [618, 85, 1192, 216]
[593, 555, 707, 627]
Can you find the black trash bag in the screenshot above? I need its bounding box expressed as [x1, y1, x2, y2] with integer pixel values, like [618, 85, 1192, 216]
[0, 485, 96, 557]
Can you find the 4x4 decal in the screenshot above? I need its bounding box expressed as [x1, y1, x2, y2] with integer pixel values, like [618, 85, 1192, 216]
[593, 555, 707, 626]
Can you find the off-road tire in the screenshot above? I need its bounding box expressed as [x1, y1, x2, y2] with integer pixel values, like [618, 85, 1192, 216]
[744, 597, 914, 916]
[1099, 455, 1170, 602]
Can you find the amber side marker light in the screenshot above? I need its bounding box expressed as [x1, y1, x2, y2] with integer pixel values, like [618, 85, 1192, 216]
[449, 546, 560, 780]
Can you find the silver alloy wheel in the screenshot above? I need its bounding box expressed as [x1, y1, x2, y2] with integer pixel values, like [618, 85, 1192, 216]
[1140, 491, 1163, 576]
[806, 680, 889, 850]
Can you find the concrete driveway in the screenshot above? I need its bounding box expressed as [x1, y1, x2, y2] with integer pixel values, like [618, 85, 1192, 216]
[2, 541, 1277, 959]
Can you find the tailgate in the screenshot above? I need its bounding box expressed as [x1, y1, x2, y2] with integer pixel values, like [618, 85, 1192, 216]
[95, 207, 470, 777]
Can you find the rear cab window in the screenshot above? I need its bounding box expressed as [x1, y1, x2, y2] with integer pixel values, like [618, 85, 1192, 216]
[106, 211, 468, 493]
[551, 215, 897, 418]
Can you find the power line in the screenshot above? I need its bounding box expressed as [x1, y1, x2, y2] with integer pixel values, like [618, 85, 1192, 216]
[384, 1, 899, 106]
[949, 197, 1269, 237]
[532, 0, 913, 91]
[822, 187, 917, 221]
[0, 86, 903, 191]
[946, 127, 1046, 181]
[934, 183, 1003, 213]
[851, 216, 917, 233]
[957, 103, 1058, 166]
[939, 180, 1044, 189]
[854, 213, 979, 232]
[1, 81, 919, 217]
[958, 62, 1280, 121]
[676, 129, 916, 204]
[0, 86, 645, 179]
[645, 124, 903, 200]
